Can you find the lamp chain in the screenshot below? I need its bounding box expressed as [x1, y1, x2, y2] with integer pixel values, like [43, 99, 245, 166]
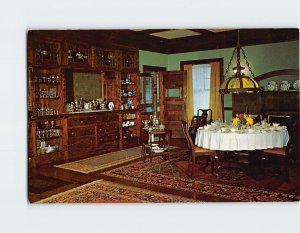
[241, 47, 255, 78]
[224, 48, 236, 78]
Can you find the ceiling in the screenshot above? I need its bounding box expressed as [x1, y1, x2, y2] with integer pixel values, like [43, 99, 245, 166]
[29, 29, 299, 54]
[126, 28, 299, 54]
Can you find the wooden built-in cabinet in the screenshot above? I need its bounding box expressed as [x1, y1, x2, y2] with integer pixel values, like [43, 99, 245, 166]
[28, 32, 141, 167]
[67, 112, 120, 159]
[28, 116, 67, 168]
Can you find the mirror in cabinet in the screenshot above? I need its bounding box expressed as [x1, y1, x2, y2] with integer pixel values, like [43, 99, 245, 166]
[65, 69, 106, 112]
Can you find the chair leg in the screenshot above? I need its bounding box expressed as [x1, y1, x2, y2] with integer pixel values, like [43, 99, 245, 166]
[211, 156, 214, 173]
[284, 156, 290, 183]
[191, 157, 196, 178]
[202, 156, 210, 171]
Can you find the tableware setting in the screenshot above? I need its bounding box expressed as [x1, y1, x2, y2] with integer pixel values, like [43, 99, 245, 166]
[151, 145, 167, 153]
[202, 121, 286, 134]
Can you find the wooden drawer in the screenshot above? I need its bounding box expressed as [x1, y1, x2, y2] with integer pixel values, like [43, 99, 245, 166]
[98, 133, 119, 142]
[68, 116, 95, 127]
[68, 126, 95, 138]
[96, 140, 119, 150]
[68, 135, 96, 148]
[98, 123, 119, 134]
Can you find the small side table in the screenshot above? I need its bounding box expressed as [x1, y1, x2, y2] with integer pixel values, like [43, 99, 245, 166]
[140, 128, 172, 162]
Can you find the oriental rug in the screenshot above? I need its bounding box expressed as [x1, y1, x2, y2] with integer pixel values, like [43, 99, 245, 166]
[36, 179, 195, 203]
[103, 155, 300, 202]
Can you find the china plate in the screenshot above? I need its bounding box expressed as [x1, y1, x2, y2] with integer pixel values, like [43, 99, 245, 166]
[293, 80, 299, 90]
[266, 81, 278, 91]
[108, 101, 114, 110]
[279, 80, 291, 91]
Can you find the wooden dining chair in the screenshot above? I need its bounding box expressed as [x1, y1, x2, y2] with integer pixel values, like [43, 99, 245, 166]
[181, 120, 218, 178]
[197, 109, 213, 124]
[262, 120, 300, 182]
[188, 116, 206, 143]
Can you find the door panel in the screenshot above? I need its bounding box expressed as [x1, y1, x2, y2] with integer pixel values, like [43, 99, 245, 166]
[160, 71, 187, 138]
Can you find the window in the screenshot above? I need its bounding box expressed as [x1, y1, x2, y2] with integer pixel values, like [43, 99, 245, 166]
[192, 64, 211, 115]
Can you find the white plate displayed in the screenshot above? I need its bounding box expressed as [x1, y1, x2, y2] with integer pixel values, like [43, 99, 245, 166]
[107, 101, 114, 110]
[293, 80, 299, 90]
[266, 81, 278, 91]
[279, 80, 291, 91]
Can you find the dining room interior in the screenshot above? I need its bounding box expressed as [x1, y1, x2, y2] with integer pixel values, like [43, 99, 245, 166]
[27, 28, 300, 203]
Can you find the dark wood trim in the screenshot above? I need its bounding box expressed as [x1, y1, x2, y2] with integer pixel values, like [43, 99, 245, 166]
[28, 29, 299, 55]
[143, 65, 166, 72]
[254, 69, 299, 82]
[180, 58, 223, 71]
[223, 107, 233, 111]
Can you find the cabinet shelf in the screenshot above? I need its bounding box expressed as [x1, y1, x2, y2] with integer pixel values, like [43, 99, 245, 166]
[36, 97, 61, 100]
[121, 95, 136, 98]
[122, 125, 136, 129]
[121, 83, 136, 86]
[34, 82, 61, 86]
[37, 136, 62, 140]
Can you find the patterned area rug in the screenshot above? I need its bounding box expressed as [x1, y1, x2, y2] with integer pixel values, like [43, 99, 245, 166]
[55, 147, 143, 173]
[103, 155, 300, 202]
[36, 179, 195, 203]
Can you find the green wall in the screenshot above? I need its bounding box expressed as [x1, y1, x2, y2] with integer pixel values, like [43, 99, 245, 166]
[139, 50, 168, 71]
[139, 41, 299, 122]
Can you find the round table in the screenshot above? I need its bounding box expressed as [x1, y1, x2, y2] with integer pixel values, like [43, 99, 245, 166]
[195, 127, 290, 179]
[195, 128, 289, 151]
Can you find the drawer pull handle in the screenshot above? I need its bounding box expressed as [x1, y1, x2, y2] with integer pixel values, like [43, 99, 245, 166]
[71, 132, 75, 135]
[80, 120, 84, 123]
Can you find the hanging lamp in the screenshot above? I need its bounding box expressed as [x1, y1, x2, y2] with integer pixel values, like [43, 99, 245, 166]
[219, 30, 260, 94]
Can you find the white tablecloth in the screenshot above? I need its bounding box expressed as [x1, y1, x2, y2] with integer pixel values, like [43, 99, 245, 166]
[195, 128, 289, 151]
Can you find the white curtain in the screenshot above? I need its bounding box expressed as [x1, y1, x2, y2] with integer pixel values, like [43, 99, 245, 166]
[192, 64, 211, 115]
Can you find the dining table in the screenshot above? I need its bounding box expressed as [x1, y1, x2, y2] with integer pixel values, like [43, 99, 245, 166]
[194, 123, 290, 178]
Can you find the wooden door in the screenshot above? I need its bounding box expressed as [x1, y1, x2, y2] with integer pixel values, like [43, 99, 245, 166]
[159, 71, 187, 138]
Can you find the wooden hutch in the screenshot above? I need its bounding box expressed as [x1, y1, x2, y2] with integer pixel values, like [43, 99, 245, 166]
[27, 31, 141, 167]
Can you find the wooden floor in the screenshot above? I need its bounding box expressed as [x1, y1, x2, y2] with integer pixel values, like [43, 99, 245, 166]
[28, 138, 300, 203]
